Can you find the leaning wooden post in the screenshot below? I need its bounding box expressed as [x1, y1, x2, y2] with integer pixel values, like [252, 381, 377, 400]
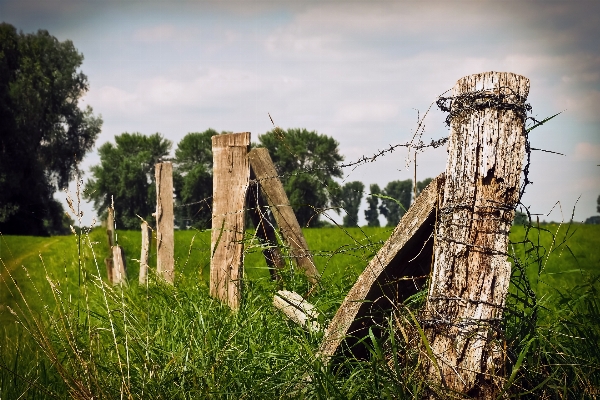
[210, 133, 251, 310]
[423, 72, 530, 396]
[248, 148, 320, 284]
[155, 162, 174, 284]
[139, 221, 151, 285]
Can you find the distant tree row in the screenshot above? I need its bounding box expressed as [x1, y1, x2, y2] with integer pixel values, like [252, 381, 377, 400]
[84, 128, 435, 230]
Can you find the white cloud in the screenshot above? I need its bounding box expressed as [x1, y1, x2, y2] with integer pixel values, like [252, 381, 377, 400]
[335, 102, 398, 123]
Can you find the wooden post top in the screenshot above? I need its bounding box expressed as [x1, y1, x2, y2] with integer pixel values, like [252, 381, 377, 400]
[212, 132, 251, 147]
[454, 71, 530, 99]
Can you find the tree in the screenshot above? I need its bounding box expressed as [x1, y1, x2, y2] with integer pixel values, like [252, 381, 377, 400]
[597, 194, 600, 213]
[258, 128, 343, 227]
[364, 184, 381, 227]
[340, 181, 365, 227]
[84, 133, 171, 230]
[379, 179, 413, 227]
[0, 23, 102, 235]
[173, 129, 219, 229]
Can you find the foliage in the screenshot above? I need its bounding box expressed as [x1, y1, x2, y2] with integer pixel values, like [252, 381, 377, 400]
[339, 181, 365, 227]
[597, 194, 600, 213]
[378, 179, 413, 227]
[258, 128, 343, 227]
[513, 209, 528, 226]
[173, 129, 219, 229]
[83, 132, 171, 230]
[364, 184, 382, 227]
[0, 23, 102, 235]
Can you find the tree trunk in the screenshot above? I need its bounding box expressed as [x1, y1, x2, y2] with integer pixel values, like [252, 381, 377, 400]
[211, 133, 251, 310]
[424, 72, 529, 397]
[155, 162, 174, 284]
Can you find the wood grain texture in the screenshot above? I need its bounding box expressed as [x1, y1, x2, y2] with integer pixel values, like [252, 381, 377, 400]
[155, 162, 174, 284]
[111, 245, 127, 285]
[139, 221, 151, 285]
[319, 174, 444, 360]
[248, 148, 320, 284]
[210, 133, 251, 310]
[424, 72, 529, 396]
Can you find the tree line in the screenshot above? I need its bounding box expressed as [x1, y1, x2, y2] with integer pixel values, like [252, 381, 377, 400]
[83, 128, 434, 230]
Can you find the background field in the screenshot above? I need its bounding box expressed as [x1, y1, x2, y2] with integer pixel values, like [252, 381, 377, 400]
[1, 223, 599, 397]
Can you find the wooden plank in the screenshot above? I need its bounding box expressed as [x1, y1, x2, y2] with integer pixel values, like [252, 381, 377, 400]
[247, 171, 285, 281]
[273, 290, 321, 332]
[247, 148, 320, 284]
[155, 162, 174, 284]
[424, 72, 530, 396]
[318, 174, 444, 360]
[139, 221, 151, 285]
[211, 132, 251, 310]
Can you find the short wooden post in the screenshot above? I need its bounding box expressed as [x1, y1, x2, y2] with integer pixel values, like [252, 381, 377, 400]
[211, 133, 251, 310]
[112, 245, 127, 285]
[155, 162, 174, 284]
[424, 72, 529, 396]
[139, 221, 151, 285]
[104, 206, 116, 283]
[248, 148, 320, 284]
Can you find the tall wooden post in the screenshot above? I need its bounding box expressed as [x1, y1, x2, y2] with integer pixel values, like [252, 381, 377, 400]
[155, 162, 174, 284]
[211, 133, 251, 310]
[139, 221, 151, 285]
[424, 72, 529, 396]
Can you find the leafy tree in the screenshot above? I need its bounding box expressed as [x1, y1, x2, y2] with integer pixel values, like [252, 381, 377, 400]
[84, 133, 171, 230]
[340, 181, 365, 227]
[379, 179, 413, 227]
[513, 210, 528, 226]
[258, 128, 343, 227]
[364, 184, 381, 227]
[597, 194, 600, 213]
[0, 23, 102, 235]
[173, 129, 219, 229]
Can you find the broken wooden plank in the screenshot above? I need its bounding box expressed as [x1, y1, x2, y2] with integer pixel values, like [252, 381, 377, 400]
[155, 162, 175, 284]
[274, 290, 321, 332]
[318, 173, 444, 360]
[210, 132, 251, 310]
[247, 148, 320, 284]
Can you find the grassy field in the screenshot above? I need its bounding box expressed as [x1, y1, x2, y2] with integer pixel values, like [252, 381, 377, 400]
[0, 223, 599, 398]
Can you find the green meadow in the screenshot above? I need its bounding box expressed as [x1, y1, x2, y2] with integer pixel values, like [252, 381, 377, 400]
[0, 223, 599, 398]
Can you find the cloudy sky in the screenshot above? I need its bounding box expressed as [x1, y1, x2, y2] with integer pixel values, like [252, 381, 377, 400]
[2, 0, 599, 226]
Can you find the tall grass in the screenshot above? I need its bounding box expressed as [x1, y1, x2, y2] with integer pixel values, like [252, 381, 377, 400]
[1, 219, 599, 398]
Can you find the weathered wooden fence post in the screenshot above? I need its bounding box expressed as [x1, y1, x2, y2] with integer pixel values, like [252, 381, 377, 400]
[211, 133, 251, 310]
[112, 245, 127, 285]
[424, 72, 529, 396]
[139, 221, 151, 285]
[155, 162, 174, 284]
[104, 206, 115, 283]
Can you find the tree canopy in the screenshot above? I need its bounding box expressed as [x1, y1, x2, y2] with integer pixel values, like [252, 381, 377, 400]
[364, 184, 381, 227]
[258, 128, 343, 227]
[0, 23, 102, 235]
[173, 129, 219, 229]
[340, 181, 365, 227]
[379, 179, 413, 227]
[84, 133, 171, 230]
